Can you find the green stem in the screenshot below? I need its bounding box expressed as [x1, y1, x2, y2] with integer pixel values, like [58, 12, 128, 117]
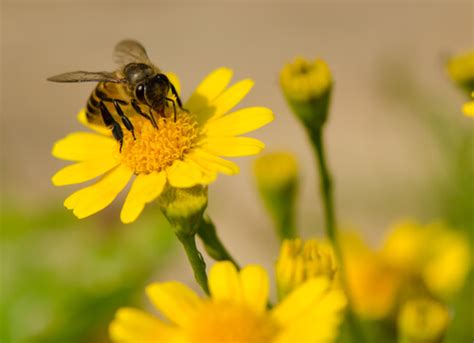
[310, 127, 366, 343]
[175, 232, 209, 295]
[197, 216, 240, 269]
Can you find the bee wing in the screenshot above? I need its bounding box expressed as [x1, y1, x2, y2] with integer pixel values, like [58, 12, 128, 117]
[47, 71, 124, 83]
[114, 40, 160, 71]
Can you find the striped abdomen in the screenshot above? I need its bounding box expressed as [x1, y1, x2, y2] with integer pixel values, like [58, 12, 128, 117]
[85, 82, 132, 126]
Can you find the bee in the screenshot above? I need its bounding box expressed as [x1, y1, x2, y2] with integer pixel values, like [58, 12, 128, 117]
[47, 40, 184, 149]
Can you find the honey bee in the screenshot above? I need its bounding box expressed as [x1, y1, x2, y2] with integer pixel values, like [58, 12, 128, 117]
[48, 40, 184, 149]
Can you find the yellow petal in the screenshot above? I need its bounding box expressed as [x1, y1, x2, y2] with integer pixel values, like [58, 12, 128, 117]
[120, 172, 167, 224]
[196, 79, 254, 124]
[200, 136, 265, 157]
[208, 261, 243, 304]
[274, 288, 347, 343]
[204, 107, 274, 137]
[185, 158, 217, 184]
[52, 132, 117, 161]
[146, 282, 202, 327]
[271, 277, 330, 324]
[462, 100, 474, 117]
[188, 149, 240, 175]
[77, 109, 112, 136]
[109, 307, 176, 342]
[240, 265, 269, 313]
[166, 72, 181, 95]
[166, 160, 203, 188]
[64, 164, 132, 219]
[185, 67, 233, 113]
[52, 157, 119, 186]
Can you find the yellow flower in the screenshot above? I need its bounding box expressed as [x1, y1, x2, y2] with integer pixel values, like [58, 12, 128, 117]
[341, 232, 401, 320]
[462, 92, 474, 117]
[52, 68, 274, 223]
[397, 297, 450, 343]
[110, 261, 347, 343]
[382, 220, 470, 299]
[276, 238, 337, 299]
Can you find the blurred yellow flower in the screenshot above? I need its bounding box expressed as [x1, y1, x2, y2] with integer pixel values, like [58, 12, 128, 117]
[382, 220, 470, 299]
[462, 92, 474, 117]
[397, 297, 450, 343]
[52, 68, 274, 223]
[110, 261, 347, 343]
[276, 238, 337, 299]
[446, 51, 474, 116]
[341, 232, 401, 320]
[341, 220, 470, 320]
[446, 51, 474, 95]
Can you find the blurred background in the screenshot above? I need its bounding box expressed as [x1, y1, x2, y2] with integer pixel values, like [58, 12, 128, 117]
[1, 1, 472, 342]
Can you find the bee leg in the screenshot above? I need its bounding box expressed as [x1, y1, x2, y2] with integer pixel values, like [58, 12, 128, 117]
[169, 83, 189, 114]
[100, 102, 124, 151]
[165, 97, 177, 122]
[131, 99, 158, 128]
[112, 100, 136, 140]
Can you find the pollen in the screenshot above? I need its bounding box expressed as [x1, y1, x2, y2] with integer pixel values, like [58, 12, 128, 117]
[188, 301, 280, 343]
[119, 114, 198, 174]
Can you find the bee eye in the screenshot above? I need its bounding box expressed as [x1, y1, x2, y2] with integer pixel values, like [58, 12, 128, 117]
[135, 84, 146, 102]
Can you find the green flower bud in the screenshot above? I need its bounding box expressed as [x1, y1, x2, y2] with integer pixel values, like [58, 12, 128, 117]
[397, 297, 450, 343]
[276, 238, 337, 299]
[253, 152, 298, 240]
[280, 57, 333, 131]
[159, 185, 208, 236]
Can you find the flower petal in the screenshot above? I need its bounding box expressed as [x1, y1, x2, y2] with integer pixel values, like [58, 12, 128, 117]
[196, 79, 254, 124]
[188, 150, 240, 175]
[208, 261, 242, 303]
[120, 171, 167, 224]
[185, 67, 233, 113]
[240, 265, 269, 313]
[271, 277, 331, 323]
[200, 136, 265, 157]
[77, 109, 112, 136]
[64, 164, 133, 219]
[146, 282, 202, 327]
[52, 132, 117, 161]
[166, 72, 181, 96]
[52, 157, 119, 186]
[273, 287, 347, 343]
[203, 107, 274, 137]
[109, 308, 177, 342]
[185, 158, 217, 184]
[166, 160, 203, 188]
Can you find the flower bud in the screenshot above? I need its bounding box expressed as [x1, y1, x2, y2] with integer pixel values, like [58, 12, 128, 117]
[280, 57, 333, 131]
[397, 298, 449, 343]
[276, 238, 337, 299]
[253, 152, 298, 239]
[446, 51, 474, 96]
[159, 185, 208, 235]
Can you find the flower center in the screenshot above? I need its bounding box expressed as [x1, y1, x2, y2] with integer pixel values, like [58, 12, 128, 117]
[119, 114, 198, 174]
[187, 301, 279, 343]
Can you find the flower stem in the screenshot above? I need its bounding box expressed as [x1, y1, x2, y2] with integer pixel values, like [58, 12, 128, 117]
[175, 231, 209, 295]
[310, 127, 366, 343]
[197, 216, 240, 269]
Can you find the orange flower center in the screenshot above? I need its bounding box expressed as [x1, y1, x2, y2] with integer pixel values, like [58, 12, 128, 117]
[119, 114, 198, 174]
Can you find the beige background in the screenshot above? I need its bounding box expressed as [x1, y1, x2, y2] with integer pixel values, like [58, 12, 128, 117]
[2, 1, 472, 281]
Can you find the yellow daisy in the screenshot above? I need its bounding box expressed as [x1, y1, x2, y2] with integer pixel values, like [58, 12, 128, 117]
[110, 261, 347, 343]
[52, 68, 274, 223]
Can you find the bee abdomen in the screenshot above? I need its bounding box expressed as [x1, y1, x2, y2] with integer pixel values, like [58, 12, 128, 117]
[85, 82, 129, 126]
